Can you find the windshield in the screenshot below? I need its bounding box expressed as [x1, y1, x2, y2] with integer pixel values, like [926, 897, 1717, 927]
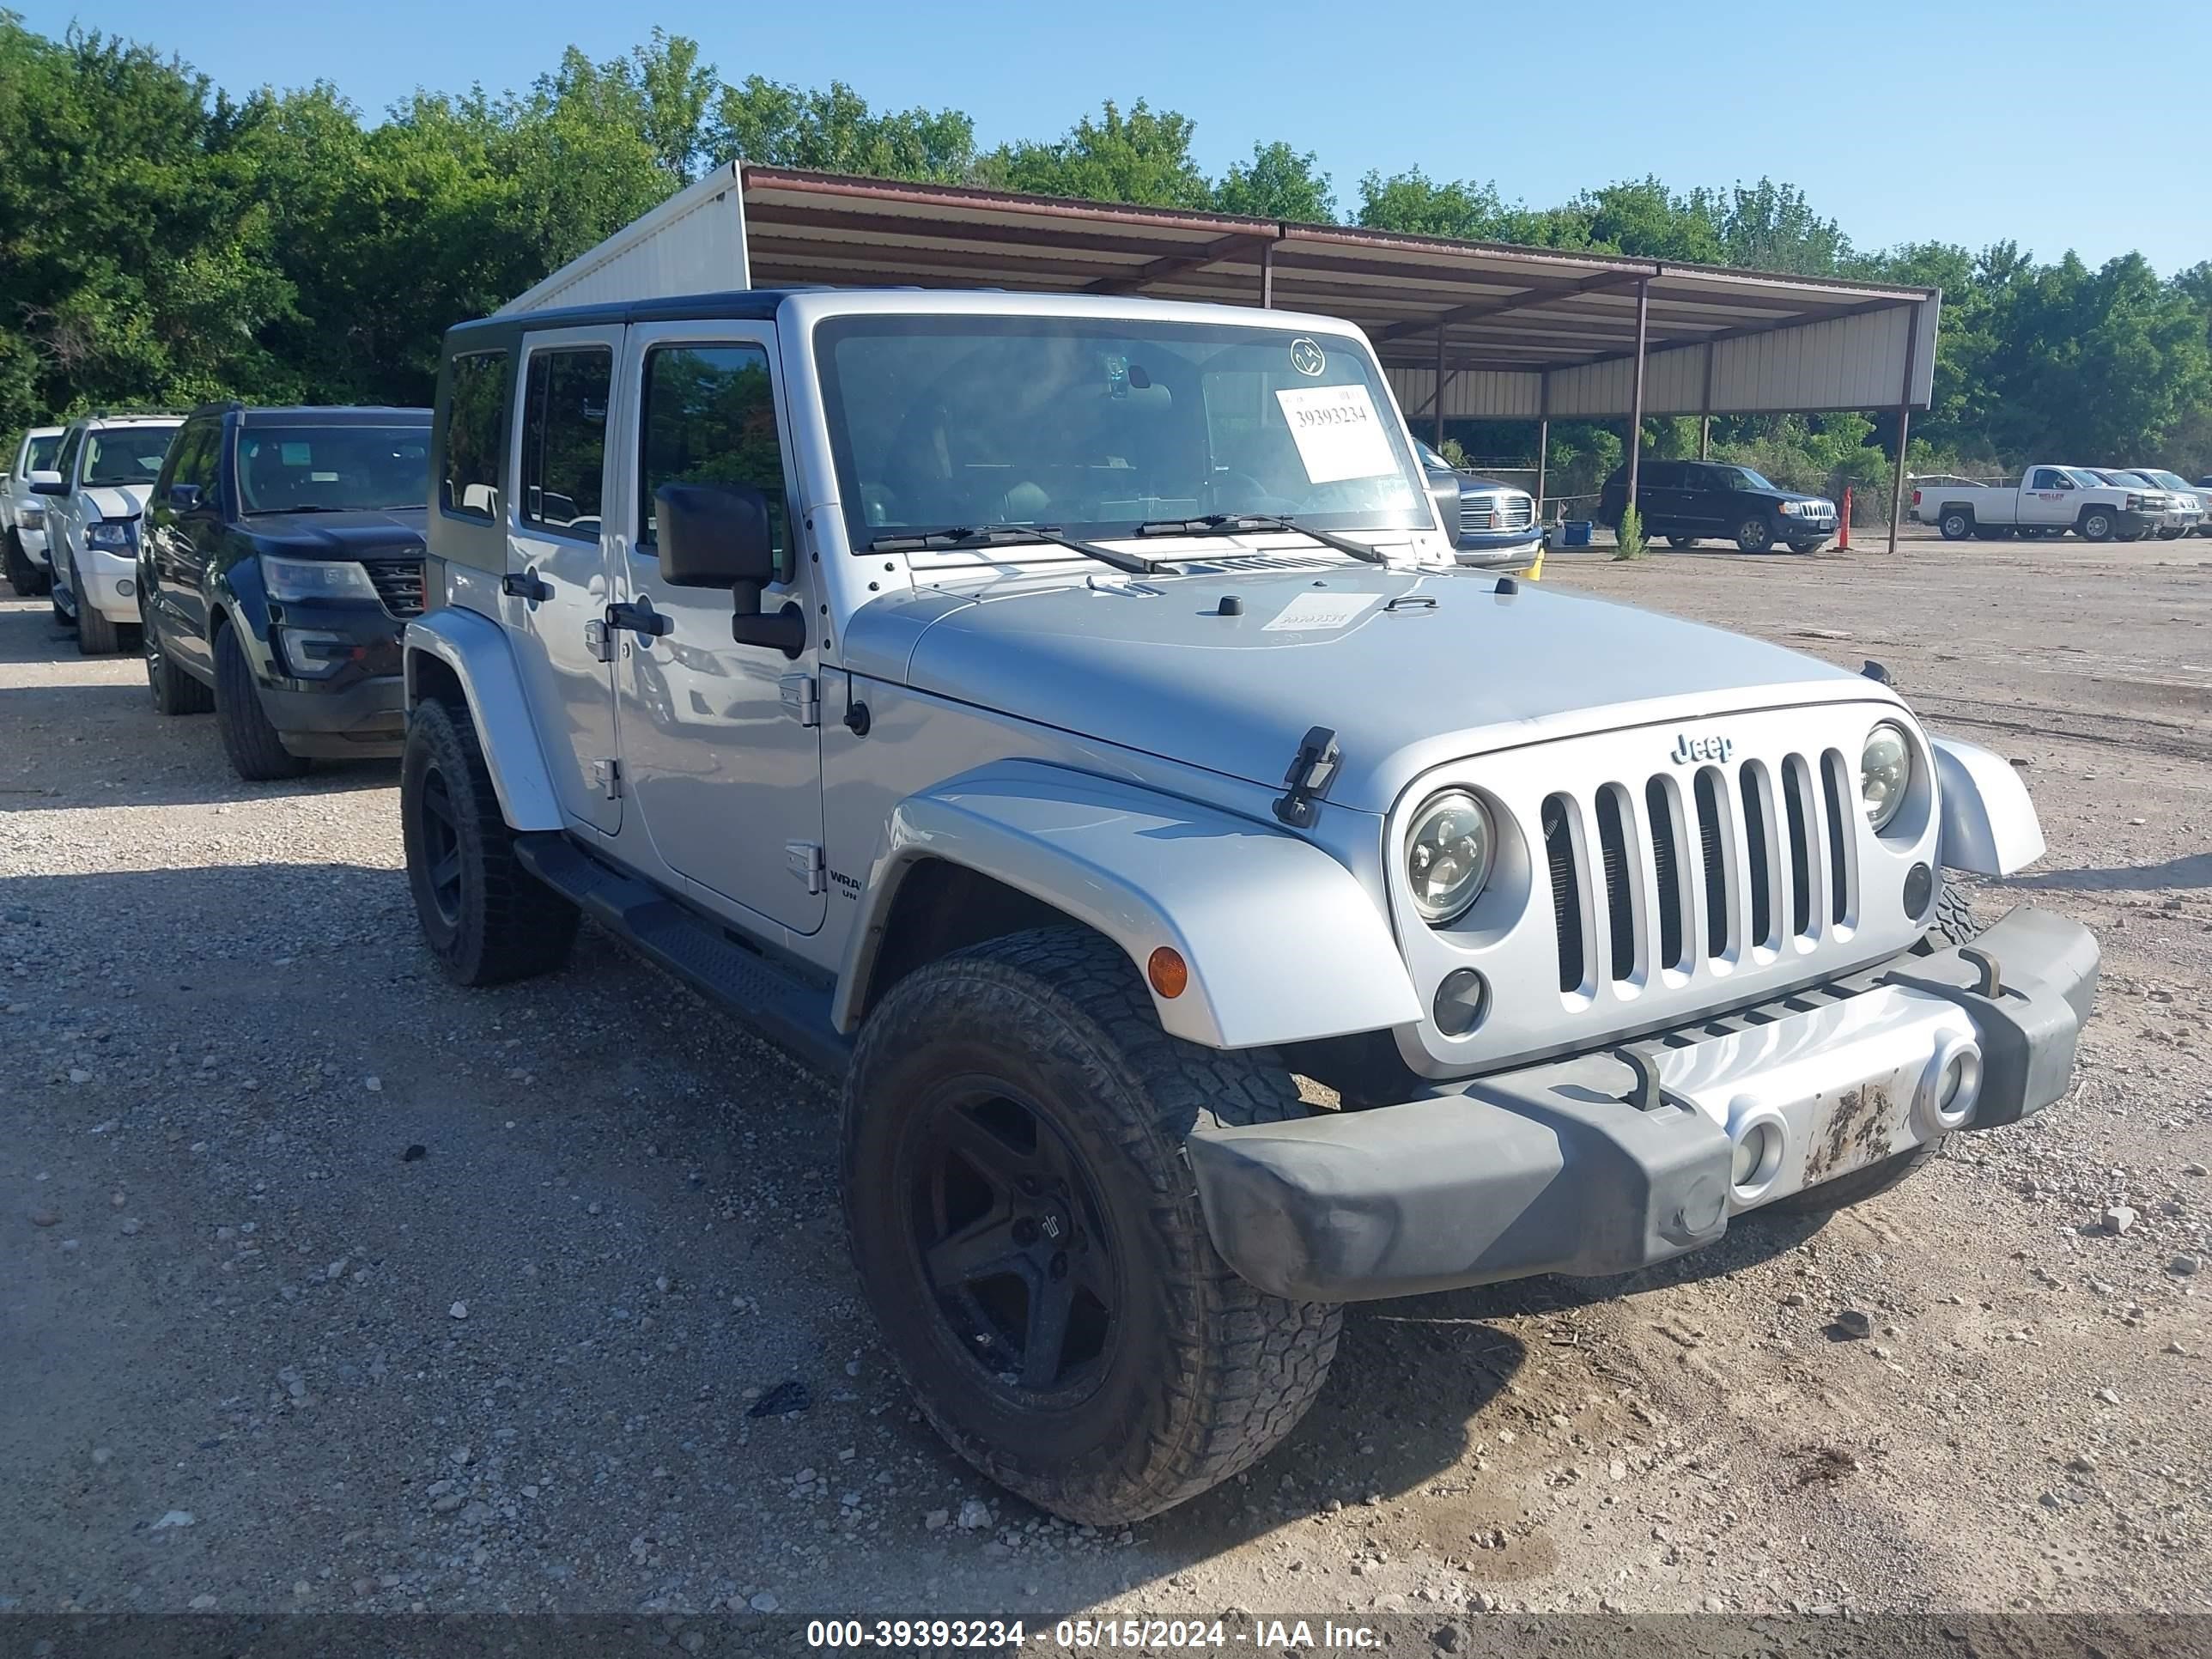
[1414, 440, 1450, 472]
[2065, 468, 2110, 489]
[816, 315, 1431, 550]
[239, 426, 431, 514]
[23, 434, 59, 473]
[82, 425, 179, 487]
[2139, 470, 2187, 490]
[1712, 465, 1778, 492]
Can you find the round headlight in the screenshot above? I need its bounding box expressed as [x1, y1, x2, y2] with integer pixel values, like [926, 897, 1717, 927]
[1859, 722, 1912, 831]
[1405, 790, 1495, 924]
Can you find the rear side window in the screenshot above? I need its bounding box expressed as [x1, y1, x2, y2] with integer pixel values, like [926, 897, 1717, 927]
[441, 349, 509, 520]
[23, 433, 59, 473]
[520, 348, 612, 539]
[638, 343, 790, 570]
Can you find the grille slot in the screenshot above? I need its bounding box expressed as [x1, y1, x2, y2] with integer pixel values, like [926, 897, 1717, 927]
[1595, 785, 1635, 982]
[1645, 777, 1685, 970]
[1740, 762, 1774, 950]
[1821, 750, 1853, 926]
[1783, 758, 1815, 938]
[1692, 768, 1729, 958]
[1542, 795, 1583, 994]
[363, 556, 426, 617]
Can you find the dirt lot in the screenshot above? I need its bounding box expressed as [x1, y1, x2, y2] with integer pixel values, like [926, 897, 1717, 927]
[3, 528, 2209, 1626]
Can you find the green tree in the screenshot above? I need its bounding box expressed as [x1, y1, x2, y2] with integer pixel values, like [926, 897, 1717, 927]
[983, 100, 1209, 208]
[710, 76, 975, 182]
[1353, 167, 1511, 240]
[1212, 140, 1334, 222]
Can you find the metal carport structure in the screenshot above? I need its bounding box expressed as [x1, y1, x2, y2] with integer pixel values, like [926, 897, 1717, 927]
[531, 162, 1945, 550]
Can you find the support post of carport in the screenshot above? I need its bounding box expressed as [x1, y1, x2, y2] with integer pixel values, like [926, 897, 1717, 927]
[1433, 324, 1447, 450]
[1699, 343, 1715, 459]
[1259, 241, 1274, 309]
[1535, 372, 1551, 524]
[1887, 303, 1920, 556]
[1626, 278, 1650, 520]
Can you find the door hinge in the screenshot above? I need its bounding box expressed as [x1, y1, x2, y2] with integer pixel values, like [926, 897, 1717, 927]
[583, 618, 613, 662]
[785, 841, 825, 895]
[778, 672, 819, 727]
[591, 757, 623, 799]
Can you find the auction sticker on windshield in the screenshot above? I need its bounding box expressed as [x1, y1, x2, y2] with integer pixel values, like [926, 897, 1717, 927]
[1274, 383, 1397, 484]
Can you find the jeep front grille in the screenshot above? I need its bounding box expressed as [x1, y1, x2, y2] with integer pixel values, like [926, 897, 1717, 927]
[1544, 749, 1861, 995]
[362, 556, 426, 618]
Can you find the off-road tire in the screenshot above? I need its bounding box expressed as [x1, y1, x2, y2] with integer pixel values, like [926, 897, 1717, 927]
[400, 696, 580, 986]
[1734, 516, 1774, 553]
[213, 623, 309, 781]
[1667, 534, 1700, 549]
[1769, 887, 1981, 1218]
[144, 610, 213, 715]
[4, 531, 43, 597]
[842, 927, 1341, 1525]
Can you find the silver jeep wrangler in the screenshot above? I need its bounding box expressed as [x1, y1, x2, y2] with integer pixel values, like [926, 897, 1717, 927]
[401, 288, 2098, 1526]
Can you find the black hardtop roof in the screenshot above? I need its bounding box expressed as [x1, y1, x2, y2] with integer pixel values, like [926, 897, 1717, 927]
[444, 289, 794, 351]
[188, 402, 431, 426]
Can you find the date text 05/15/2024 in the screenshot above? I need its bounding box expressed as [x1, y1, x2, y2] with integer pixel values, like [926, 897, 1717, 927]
[805, 1620, 1382, 1650]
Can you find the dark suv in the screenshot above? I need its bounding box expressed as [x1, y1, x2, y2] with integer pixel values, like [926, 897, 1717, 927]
[138, 404, 432, 780]
[1599, 459, 1837, 553]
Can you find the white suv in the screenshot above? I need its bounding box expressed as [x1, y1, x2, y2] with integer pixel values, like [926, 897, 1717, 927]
[3, 425, 64, 596]
[35, 414, 182, 653]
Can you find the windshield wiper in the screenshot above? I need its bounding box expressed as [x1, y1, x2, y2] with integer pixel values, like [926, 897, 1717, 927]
[867, 524, 1159, 576]
[1133, 513, 1385, 565]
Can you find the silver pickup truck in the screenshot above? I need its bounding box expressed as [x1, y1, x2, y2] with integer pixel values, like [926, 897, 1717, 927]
[400, 287, 2097, 1526]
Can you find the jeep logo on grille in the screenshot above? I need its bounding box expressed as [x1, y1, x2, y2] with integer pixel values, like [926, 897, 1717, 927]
[1670, 732, 1734, 764]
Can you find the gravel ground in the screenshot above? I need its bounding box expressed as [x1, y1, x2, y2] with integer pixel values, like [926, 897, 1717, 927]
[3, 528, 2208, 1624]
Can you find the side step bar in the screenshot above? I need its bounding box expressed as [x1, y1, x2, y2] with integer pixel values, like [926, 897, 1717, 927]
[514, 833, 853, 1079]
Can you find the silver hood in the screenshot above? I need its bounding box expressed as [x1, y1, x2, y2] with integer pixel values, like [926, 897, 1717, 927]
[84, 483, 152, 520]
[857, 564, 1896, 813]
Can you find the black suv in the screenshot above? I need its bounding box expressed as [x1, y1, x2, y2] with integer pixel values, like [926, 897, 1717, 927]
[138, 404, 432, 779]
[1599, 459, 1837, 553]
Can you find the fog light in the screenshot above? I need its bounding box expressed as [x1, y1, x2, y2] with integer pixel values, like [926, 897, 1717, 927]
[1433, 968, 1489, 1036]
[116, 577, 135, 599]
[1904, 862, 1934, 920]
[277, 628, 356, 680]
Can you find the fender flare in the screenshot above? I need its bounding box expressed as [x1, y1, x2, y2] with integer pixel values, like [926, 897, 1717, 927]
[832, 762, 1423, 1051]
[1931, 733, 2045, 876]
[403, 607, 562, 830]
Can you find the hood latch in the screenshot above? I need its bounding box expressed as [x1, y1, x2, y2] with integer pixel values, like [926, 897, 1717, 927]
[1272, 726, 1341, 830]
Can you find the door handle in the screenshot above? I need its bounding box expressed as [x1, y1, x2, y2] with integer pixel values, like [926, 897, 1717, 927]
[605, 600, 672, 638]
[501, 567, 554, 603]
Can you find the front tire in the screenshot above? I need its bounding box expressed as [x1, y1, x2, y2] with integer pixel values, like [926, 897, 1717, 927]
[4, 531, 42, 597]
[1667, 534, 1700, 550]
[1734, 516, 1774, 553]
[2080, 509, 2116, 543]
[213, 623, 309, 781]
[145, 610, 214, 715]
[70, 550, 122, 654]
[842, 927, 1341, 1525]
[400, 697, 580, 986]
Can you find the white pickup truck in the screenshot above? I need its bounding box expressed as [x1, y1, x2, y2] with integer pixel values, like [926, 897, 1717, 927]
[1910, 465, 2174, 543]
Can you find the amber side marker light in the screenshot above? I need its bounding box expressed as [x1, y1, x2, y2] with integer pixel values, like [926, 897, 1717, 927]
[1147, 947, 1189, 999]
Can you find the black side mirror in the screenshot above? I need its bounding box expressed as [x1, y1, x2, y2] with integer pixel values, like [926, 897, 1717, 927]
[168, 483, 202, 512]
[653, 481, 805, 658]
[28, 477, 65, 496]
[1425, 471, 1462, 545]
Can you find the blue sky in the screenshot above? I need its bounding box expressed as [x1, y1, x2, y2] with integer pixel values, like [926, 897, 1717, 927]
[25, 0, 2207, 276]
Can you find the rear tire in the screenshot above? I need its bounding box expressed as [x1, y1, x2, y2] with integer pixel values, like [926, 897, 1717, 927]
[401, 696, 580, 986]
[213, 623, 309, 781]
[1734, 516, 1774, 553]
[842, 927, 1341, 1525]
[145, 610, 214, 715]
[1938, 509, 1973, 541]
[1667, 534, 1700, 549]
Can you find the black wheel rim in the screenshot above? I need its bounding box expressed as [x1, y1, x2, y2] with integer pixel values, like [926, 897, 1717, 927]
[144, 620, 164, 696]
[904, 1078, 1120, 1404]
[417, 767, 465, 928]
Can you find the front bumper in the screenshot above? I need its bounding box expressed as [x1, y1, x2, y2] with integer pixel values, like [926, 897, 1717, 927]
[1188, 904, 2097, 1302]
[260, 672, 406, 758]
[78, 542, 143, 623]
[1453, 531, 1545, 568]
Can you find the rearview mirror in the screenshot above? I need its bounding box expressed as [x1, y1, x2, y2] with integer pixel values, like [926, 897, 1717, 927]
[654, 481, 805, 658]
[168, 483, 202, 512]
[656, 482, 775, 589]
[28, 477, 64, 496]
